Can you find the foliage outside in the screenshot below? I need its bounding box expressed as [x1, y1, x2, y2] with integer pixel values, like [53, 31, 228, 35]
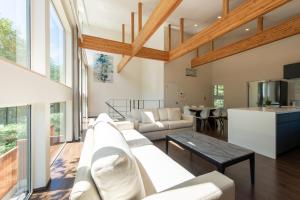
[214, 85, 225, 108]
[0, 17, 27, 66]
[0, 106, 29, 155]
[50, 58, 61, 81]
[0, 123, 27, 155]
[50, 113, 64, 135]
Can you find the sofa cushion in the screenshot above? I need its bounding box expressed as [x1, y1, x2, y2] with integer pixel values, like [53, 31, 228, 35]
[168, 120, 193, 129]
[141, 109, 160, 123]
[130, 144, 195, 195]
[91, 122, 145, 200]
[70, 129, 100, 200]
[167, 108, 182, 121]
[121, 129, 153, 148]
[113, 121, 134, 131]
[142, 184, 222, 200]
[158, 108, 168, 121]
[138, 121, 169, 133]
[131, 109, 142, 122]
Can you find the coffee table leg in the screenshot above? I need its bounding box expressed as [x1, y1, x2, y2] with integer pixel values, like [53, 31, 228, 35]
[166, 138, 169, 154]
[250, 154, 255, 185]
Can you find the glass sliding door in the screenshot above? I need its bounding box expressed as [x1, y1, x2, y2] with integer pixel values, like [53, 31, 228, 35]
[0, 105, 31, 199]
[0, 0, 30, 68]
[50, 102, 66, 164]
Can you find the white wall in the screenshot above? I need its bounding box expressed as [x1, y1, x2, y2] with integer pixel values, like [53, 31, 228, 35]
[141, 27, 165, 101]
[87, 51, 143, 117]
[85, 26, 165, 116]
[209, 34, 300, 108]
[84, 26, 142, 116]
[164, 28, 213, 108]
[0, 59, 72, 107]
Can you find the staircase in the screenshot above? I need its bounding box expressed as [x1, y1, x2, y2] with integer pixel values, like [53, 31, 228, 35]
[105, 99, 164, 120]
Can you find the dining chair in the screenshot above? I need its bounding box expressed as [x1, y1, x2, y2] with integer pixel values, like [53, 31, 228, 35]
[183, 105, 191, 115]
[210, 108, 222, 130]
[198, 108, 211, 130]
[219, 108, 228, 131]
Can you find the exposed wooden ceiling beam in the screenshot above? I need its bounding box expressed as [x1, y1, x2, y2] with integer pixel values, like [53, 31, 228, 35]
[257, 16, 264, 33]
[180, 18, 184, 44]
[118, 0, 182, 72]
[131, 12, 135, 43]
[168, 24, 172, 51]
[122, 24, 125, 43]
[223, 0, 229, 17]
[169, 0, 290, 61]
[79, 34, 169, 61]
[191, 15, 300, 67]
[210, 40, 214, 51]
[138, 2, 143, 32]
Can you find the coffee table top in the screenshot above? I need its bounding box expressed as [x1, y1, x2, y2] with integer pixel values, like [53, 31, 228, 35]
[167, 131, 254, 165]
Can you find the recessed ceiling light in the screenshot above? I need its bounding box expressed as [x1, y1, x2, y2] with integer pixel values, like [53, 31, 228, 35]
[245, 28, 250, 32]
[217, 16, 222, 19]
[194, 24, 198, 27]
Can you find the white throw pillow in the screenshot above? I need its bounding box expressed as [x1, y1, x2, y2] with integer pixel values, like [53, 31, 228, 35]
[149, 109, 160, 121]
[158, 108, 168, 121]
[91, 122, 145, 200]
[167, 108, 182, 121]
[141, 109, 159, 123]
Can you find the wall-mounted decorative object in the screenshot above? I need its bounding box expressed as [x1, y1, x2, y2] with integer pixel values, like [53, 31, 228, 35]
[93, 54, 114, 83]
[186, 68, 197, 77]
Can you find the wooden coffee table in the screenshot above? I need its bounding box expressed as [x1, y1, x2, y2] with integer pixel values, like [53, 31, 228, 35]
[166, 131, 255, 184]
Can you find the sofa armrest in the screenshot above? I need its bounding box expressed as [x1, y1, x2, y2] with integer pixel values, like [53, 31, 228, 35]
[113, 121, 134, 131]
[142, 183, 224, 200]
[161, 171, 235, 200]
[182, 114, 193, 122]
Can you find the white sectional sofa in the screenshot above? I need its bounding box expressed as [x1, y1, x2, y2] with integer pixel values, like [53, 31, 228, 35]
[70, 113, 235, 200]
[130, 108, 193, 140]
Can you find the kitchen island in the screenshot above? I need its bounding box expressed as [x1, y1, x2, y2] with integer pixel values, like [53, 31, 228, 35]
[228, 107, 300, 159]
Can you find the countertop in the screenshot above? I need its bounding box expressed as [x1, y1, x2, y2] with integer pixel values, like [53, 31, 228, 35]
[229, 107, 300, 114]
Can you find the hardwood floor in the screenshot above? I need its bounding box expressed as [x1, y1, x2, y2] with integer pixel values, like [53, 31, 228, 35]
[30, 142, 82, 200]
[154, 127, 300, 200]
[30, 127, 300, 200]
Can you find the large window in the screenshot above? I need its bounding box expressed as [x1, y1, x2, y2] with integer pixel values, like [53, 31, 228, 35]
[213, 85, 225, 108]
[0, 105, 31, 199]
[50, 3, 65, 83]
[0, 0, 30, 67]
[50, 102, 66, 163]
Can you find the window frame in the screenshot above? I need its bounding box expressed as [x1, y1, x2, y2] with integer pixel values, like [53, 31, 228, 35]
[0, 105, 32, 199]
[49, 0, 66, 84]
[0, 0, 31, 69]
[213, 84, 225, 108]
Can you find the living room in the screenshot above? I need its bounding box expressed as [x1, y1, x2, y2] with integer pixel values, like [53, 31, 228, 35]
[1, 0, 300, 200]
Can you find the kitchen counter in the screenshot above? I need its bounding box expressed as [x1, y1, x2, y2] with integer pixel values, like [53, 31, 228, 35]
[229, 107, 300, 114]
[228, 108, 300, 159]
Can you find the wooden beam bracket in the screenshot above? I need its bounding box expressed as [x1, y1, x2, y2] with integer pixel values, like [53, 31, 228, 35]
[118, 0, 182, 72]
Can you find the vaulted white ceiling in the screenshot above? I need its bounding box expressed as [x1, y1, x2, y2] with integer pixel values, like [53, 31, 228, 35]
[78, 0, 300, 41]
